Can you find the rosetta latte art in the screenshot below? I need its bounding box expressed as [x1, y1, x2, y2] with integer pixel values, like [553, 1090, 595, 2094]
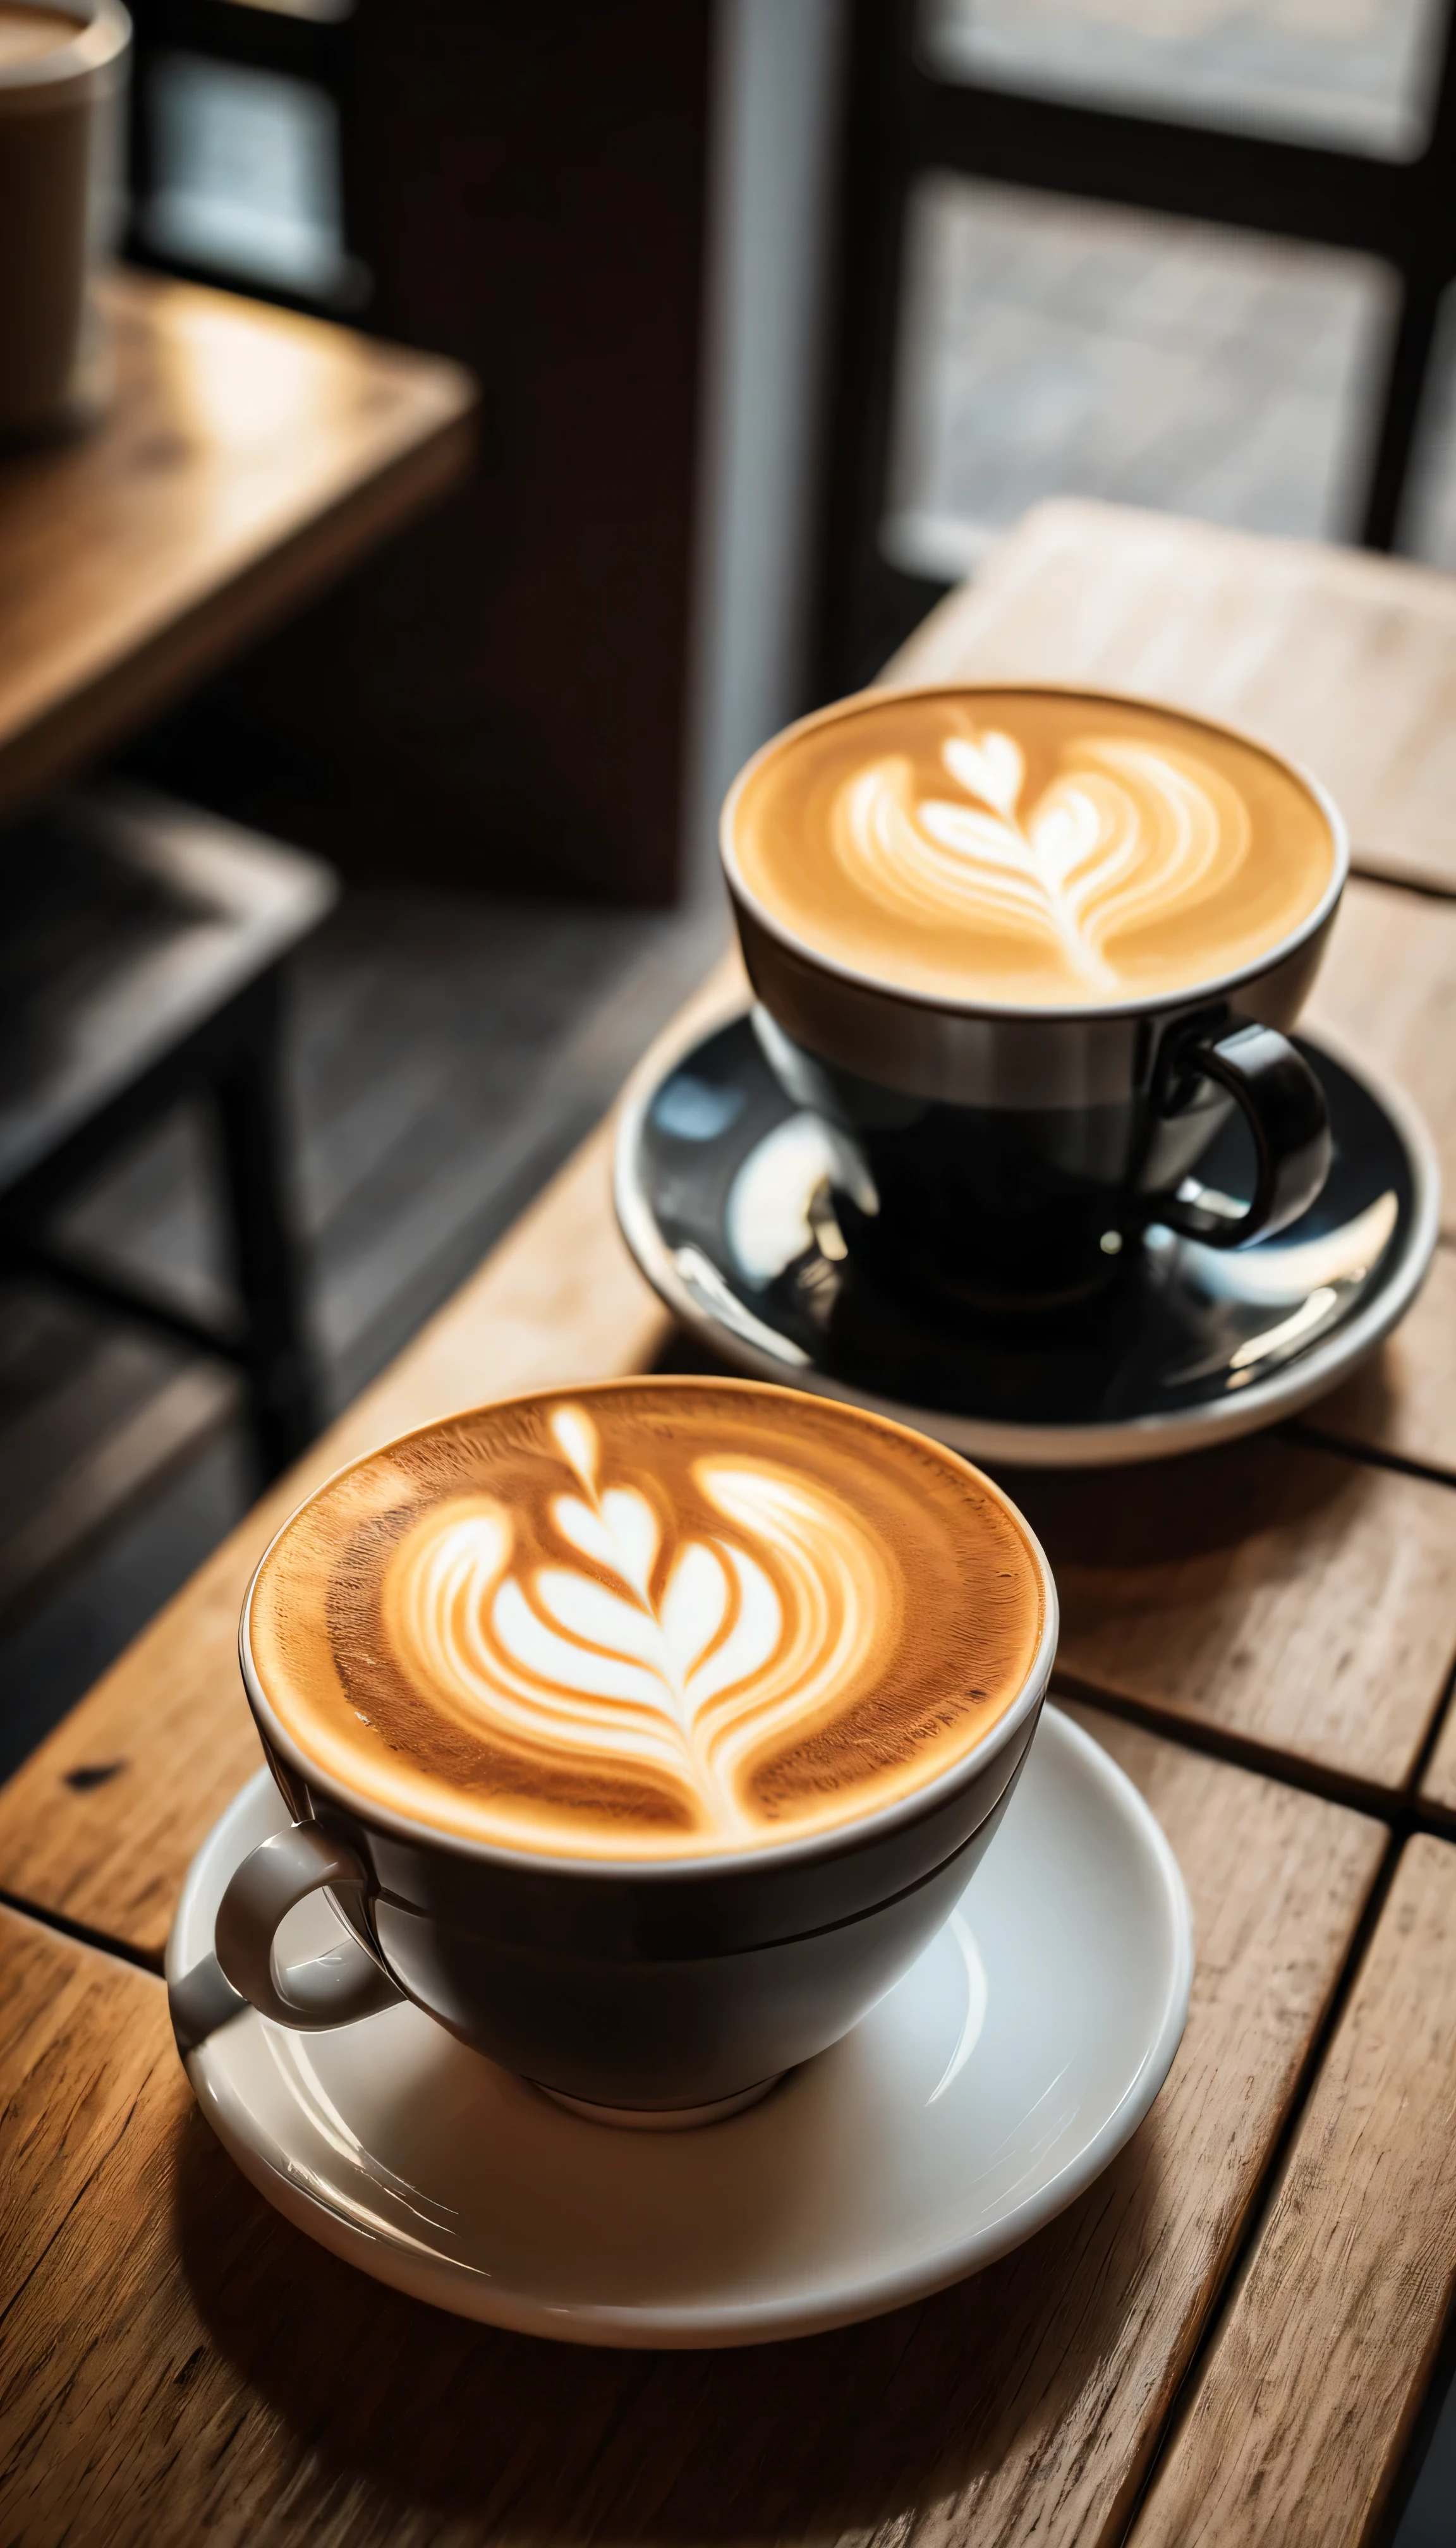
[382, 1403, 887, 1841]
[834, 726, 1251, 995]
[729, 687, 1338, 1004]
[248, 1379, 1047, 1857]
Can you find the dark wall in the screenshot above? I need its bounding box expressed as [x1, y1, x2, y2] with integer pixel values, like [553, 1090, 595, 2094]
[135, 0, 714, 905]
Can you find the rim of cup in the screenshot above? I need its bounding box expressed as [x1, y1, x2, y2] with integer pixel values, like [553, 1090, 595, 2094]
[719, 679, 1351, 1027]
[238, 1373, 1061, 1883]
[0, 0, 130, 106]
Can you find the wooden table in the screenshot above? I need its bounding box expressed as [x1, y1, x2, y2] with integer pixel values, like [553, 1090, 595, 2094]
[5, 502, 1456, 2547]
[0, 265, 475, 820]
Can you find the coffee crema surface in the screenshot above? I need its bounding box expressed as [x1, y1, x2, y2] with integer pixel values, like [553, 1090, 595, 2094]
[248, 1381, 1045, 1860]
[727, 686, 1337, 1007]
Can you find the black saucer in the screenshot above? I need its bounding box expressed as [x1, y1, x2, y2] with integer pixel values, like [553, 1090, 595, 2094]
[614, 1006, 1440, 1466]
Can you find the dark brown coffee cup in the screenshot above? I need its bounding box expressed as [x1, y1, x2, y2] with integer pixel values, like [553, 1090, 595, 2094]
[183, 1381, 1059, 2125]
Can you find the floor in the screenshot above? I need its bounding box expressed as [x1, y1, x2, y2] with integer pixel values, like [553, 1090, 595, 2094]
[1402, 2368, 1456, 2548]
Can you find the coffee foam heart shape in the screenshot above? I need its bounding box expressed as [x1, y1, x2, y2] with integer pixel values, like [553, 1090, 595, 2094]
[727, 686, 1338, 1009]
[247, 1381, 1046, 1861]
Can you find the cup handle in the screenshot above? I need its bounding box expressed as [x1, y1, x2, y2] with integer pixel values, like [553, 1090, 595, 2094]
[213, 1822, 405, 2030]
[1156, 1021, 1332, 1248]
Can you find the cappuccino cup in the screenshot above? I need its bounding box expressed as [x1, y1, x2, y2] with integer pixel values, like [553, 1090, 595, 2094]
[207, 1377, 1056, 2122]
[722, 686, 1347, 1316]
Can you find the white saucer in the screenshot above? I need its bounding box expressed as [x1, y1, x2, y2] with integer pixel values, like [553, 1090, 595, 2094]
[168, 1708, 1192, 2349]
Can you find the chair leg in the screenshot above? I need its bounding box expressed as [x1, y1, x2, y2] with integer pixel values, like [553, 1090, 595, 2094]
[209, 969, 322, 1485]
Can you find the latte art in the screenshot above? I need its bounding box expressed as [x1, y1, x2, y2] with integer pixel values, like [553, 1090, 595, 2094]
[727, 687, 1337, 1006]
[247, 1380, 1046, 1860]
[383, 1407, 892, 1842]
[840, 727, 1249, 995]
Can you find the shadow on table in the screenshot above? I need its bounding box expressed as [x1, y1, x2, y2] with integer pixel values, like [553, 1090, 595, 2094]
[1004, 1428, 1352, 1552]
[172, 2101, 1163, 2538]
[664, 1326, 1366, 1592]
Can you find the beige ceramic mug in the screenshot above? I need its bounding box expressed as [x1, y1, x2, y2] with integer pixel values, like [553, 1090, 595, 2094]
[0, 0, 130, 439]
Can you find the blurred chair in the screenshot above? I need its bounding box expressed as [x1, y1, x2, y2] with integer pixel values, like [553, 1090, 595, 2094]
[0, 789, 334, 1486]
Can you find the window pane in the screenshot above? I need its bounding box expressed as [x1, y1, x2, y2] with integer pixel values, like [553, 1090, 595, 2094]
[883, 172, 1394, 580]
[920, 0, 1448, 162]
[142, 52, 355, 301]
[1397, 288, 1456, 568]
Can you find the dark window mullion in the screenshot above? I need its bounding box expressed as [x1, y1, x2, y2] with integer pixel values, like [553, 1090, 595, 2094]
[810, 0, 1456, 700]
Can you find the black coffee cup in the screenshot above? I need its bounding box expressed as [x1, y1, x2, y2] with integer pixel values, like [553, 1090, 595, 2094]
[196, 1391, 1059, 2124]
[722, 689, 1347, 1318]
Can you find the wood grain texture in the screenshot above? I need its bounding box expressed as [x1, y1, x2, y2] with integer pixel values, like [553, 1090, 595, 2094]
[0, 268, 475, 818]
[0, 1709, 1385, 2548]
[0, 1116, 669, 1956]
[1304, 1242, 1456, 1479]
[884, 497, 1456, 894]
[1008, 1435, 1456, 1796]
[1134, 1833, 1456, 2548]
[1307, 877, 1456, 1240]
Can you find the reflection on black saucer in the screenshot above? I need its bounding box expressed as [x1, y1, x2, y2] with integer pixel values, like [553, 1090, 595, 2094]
[616, 1012, 1438, 1467]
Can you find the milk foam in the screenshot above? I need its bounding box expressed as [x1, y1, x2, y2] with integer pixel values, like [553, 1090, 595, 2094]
[384, 1407, 885, 1842]
[729, 688, 1337, 1007]
[247, 1381, 1046, 1860]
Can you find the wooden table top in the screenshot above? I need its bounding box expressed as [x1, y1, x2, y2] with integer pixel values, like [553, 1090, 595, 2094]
[0, 267, 475, 822]
[0, 1712, 1384, 2548]
[1132, 1832, 1456, 2547]
[5, 500, 1456, 2544]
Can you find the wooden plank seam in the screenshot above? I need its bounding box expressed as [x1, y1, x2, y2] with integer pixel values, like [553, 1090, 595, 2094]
[1128, 1831, 1456, 2545]
[1050, 1618, 1456, 1841]
[1118, 1823, 1407, 2545]
[0, 1881, 162, 1979]
[1286, 1409, 1456, 1498]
